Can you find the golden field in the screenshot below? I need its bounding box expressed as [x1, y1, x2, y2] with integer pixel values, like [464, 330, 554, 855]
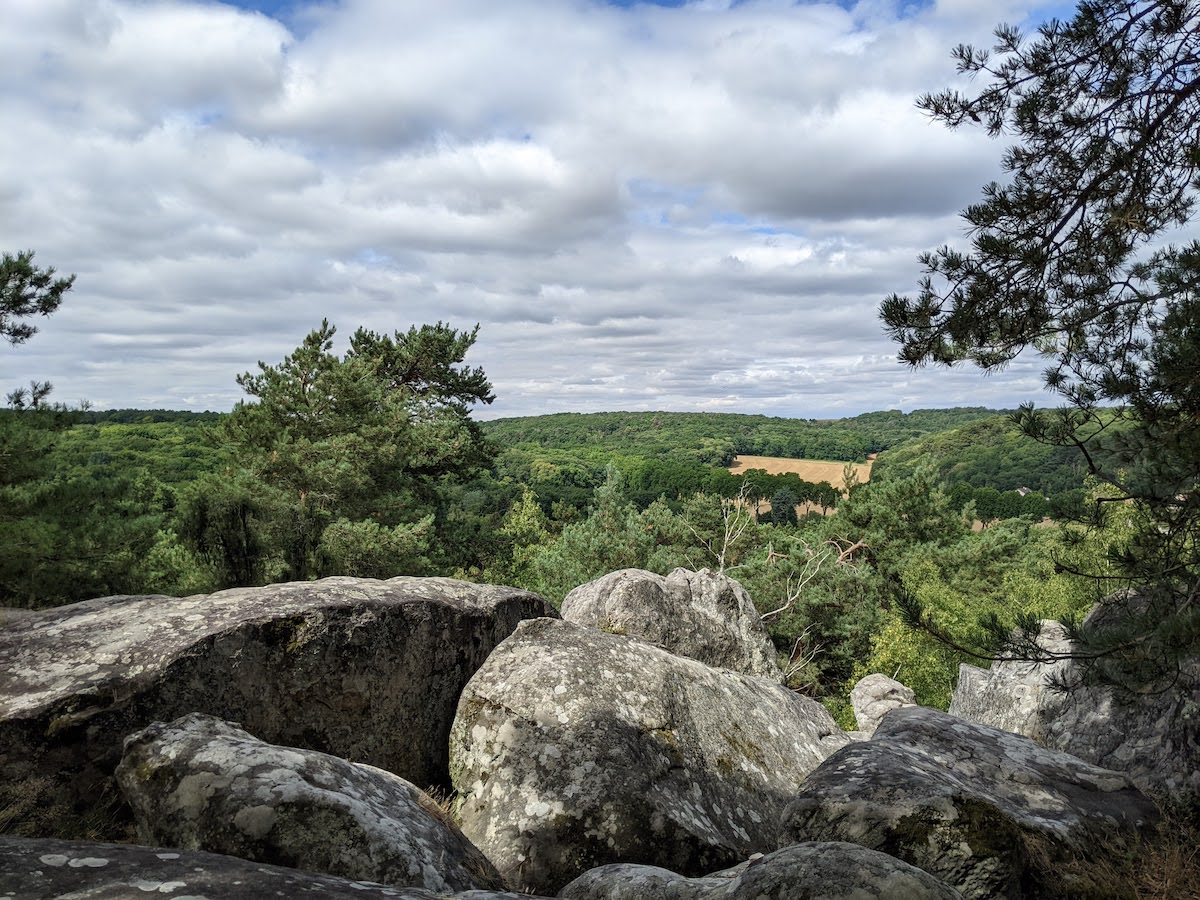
[729, 454, 873, 486]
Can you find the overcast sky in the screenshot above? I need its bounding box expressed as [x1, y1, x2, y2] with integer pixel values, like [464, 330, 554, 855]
[3, 0, 1081, 418]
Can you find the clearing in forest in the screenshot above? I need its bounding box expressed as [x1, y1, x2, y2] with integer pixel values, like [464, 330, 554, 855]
[728, 455, 874, 486]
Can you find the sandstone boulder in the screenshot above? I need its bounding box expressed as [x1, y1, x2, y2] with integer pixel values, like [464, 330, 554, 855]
[949, 618, 1199, 802]
[116, 713, 505, 893]
[450, 617, 849, 894]
[779, 706, 1159, 900]
[561, 568, 781, 680]
[850, 673, 915, 736]
[0, 576, 554, 840]
[0, 836, 544, 899]
[558, 842, 964, 899]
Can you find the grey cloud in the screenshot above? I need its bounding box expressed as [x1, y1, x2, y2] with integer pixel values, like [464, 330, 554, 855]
[1, 0, 1076, 419]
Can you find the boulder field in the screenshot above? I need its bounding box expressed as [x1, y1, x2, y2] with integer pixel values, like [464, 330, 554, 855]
[0, 567, 1182, 898]
[0, 576, 554, 840]
[949, 617, 1200, 804]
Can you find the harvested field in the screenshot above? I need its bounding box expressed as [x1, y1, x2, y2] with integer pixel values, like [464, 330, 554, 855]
[729, 454, 873, 486]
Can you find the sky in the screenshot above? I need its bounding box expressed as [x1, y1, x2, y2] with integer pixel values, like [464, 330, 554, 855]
[3, 0, 1082, 419]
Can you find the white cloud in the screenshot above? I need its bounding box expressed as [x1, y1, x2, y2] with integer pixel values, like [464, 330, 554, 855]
[0, 0, 1075, 418]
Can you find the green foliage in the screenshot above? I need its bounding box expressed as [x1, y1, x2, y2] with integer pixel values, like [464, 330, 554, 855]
[0, 449, 166, 607]
[179, 319, 495, 586]
[0, 250, 74, 346]
[317, 516, 434, 579]
[0, 254, 173, 608]
[882, 1, 1200, 690]
[861, 521, 1100, 709]
[134, 530, 216, 597]
[872, 414, 1087, 496]
[176, 472, 280, 588]
[768, 487, 799, 527]
[473, 488, 554, 588]
[483, 408, 1002, 465]
[51, 420, 228, 486]
[528, 467, 661, 605]
[737, 527, 883, 696]
[666, 489, 760, 573]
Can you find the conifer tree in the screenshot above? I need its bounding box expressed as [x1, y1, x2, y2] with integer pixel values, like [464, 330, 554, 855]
[881, 0, 1200, 691]
[1, 250, 74, 346]
[182, 319, 495, 585]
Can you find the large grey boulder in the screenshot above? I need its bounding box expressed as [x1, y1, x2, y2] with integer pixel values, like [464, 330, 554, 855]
[450, 617, 850, 894]
[558, 842, 964, 899]
[779, 706, 1159, 900]
[0, 576, 554, 841]
[0, 836, 545, 899]
[561, 568, 781, 680]
[949, 618, 1199, 802]
[116, 713, 505, 893]
[850, 673, 916, 736]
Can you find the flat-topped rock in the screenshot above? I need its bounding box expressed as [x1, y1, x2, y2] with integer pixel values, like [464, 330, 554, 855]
[0, 576, 554, 840]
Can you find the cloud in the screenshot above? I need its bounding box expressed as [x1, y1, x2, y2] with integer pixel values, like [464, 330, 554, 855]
[1, 0, 1075, 418]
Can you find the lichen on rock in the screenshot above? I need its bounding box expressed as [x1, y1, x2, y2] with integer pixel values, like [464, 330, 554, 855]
[450, 617, 849, 894]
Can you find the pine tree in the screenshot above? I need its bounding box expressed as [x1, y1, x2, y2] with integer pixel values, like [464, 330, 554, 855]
[180, 319, 495, 585]
[881, 1, 1200, 691]
[1, 250, 75, 346]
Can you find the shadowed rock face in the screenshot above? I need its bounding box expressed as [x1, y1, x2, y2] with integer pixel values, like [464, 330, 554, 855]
[0, 576, 555, 841]
[116, 713, 506, 894]
[561, 568, 782, 680]
[949, 618, 1200, 804]
[0, 836, 546, 899]
[558, 842, 964, 900]
[780, 706, 1160, 900]
[449, 617, 850, 895]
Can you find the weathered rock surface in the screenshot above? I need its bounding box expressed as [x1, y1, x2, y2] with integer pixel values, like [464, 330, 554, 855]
[561, 568, 781, 680]
[950, 618, 1200, 802]
[850, 673, 916, 736]
[116, 713, 505, 893]
[0, 836, 545, 899]
[779, 706, 1160, 900]
[0, 576, 554, 840]
[558, 841, 964, 899]
[450, 617, 850, 894]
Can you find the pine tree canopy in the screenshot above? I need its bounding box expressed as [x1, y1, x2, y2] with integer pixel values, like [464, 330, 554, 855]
[0, 250, 75, 346]
[882, 0, 1200, 692]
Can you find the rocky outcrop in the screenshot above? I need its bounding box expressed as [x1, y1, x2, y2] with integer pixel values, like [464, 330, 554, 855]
[779, 706, 1159, 900]
[558, 842, 964, 899]
[561, 568, 781, 680]
[850, 673, 916, 736]
[0, 576, 554, 840]
[449, 617, 849, 894]
[948, 620, 1075, 738]
[116, 713, 505, 893]
[949, 618, 1199, 802]
[0, 836, 543, 899]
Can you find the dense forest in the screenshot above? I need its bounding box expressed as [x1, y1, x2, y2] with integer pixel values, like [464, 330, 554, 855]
[482, 407, 1003, 466]
[1, 378, 1105, 725]
[0, 257, 1110, 724]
